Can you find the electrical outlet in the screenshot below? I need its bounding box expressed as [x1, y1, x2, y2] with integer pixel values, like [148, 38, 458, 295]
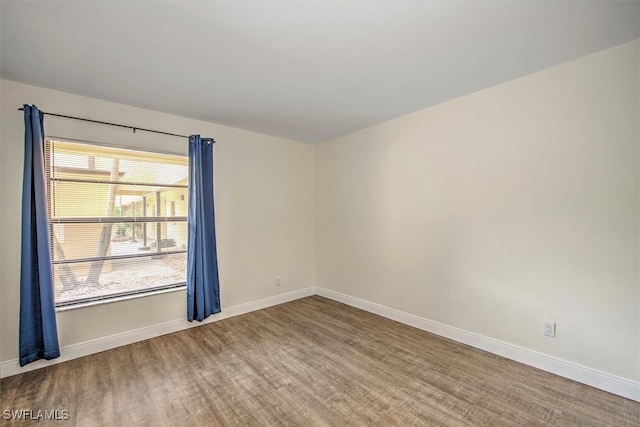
[542, 320, 556, 337]
[274, 277, 281, 287]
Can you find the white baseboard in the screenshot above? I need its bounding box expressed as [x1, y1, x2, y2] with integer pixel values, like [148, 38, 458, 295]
[0, 287, 316, 379]
[316, 287, 640, 402]
[3, 285, 638, 403]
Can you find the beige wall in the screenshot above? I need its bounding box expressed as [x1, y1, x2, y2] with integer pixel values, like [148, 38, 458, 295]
[2, 41, 638, 385]
[316, 41, 640, 381]
[0, 80, 315, 362]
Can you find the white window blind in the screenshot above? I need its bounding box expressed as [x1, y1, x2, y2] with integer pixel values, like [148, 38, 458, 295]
[47, 139, 189, 306]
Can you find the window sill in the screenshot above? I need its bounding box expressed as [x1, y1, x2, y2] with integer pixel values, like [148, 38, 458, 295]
[55, 285, 186, 312]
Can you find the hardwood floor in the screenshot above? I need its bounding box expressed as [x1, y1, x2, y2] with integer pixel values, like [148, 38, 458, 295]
[1, 296, 638, 426]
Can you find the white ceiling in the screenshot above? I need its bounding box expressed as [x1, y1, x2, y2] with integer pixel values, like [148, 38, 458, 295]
[1, 1, 638, 143]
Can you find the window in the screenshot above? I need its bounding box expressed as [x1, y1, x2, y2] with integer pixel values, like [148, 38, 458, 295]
[46, 139, 189, 306]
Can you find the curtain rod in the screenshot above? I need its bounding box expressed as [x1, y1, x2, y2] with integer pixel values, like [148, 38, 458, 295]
[17, 107, 215, 142]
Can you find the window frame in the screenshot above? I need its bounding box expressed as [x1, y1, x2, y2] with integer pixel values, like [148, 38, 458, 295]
[45, 137, 189, 307]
